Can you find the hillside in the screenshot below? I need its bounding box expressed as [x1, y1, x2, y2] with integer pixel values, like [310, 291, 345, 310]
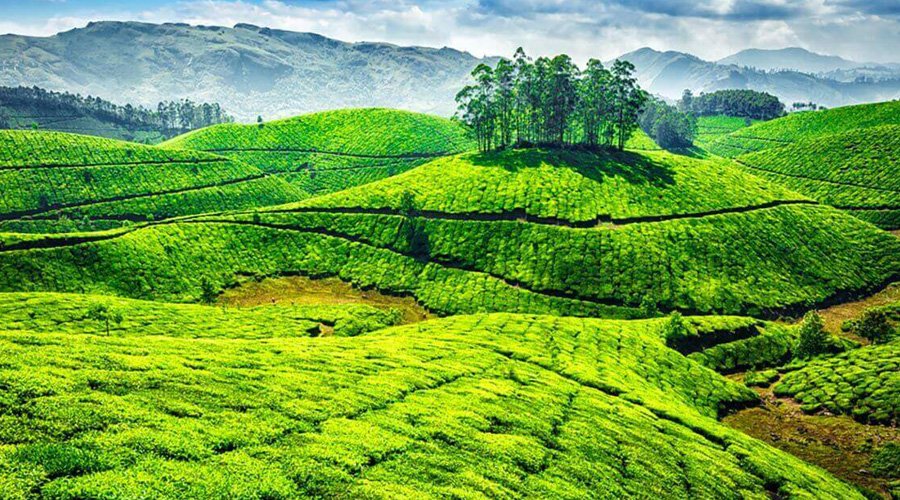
[707, 101, 900, 158]
[163, 108, 476, 195]
[1, 148, 896, 318]
[717, 48, 861, 73]
[616, 48, 900, 108]
[735, 125, 899, 229]
[0, 293, 864, 498]
[0, 21, 493, 121]
[0, 130, 304, 232]
[0, 86, 232, 144]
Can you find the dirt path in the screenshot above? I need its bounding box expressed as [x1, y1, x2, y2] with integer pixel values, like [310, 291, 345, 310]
[724, 376, 899, 497]
[813, 283, 900, 340]
[218, 275, 433, 324]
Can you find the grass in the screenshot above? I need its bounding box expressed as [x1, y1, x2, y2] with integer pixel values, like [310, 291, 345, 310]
[0, 130, 304, 230]
[0, 299, 865, 498]
[707, 101, 900, 158]
[294, 148, 808, 223]
[218, 275, 433, 324]
[163, 108, 475, 196]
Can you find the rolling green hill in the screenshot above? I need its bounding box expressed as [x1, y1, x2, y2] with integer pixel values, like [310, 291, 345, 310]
[707, 101, 900, 158]
[1, 147, 895, 318]
[294, 148, 807, 222]
[694, 115, 756, 151]
[735, 125, 899, 229]
[0, 130, 304, 232]
[0, 294, 863, 498]
[163, 108, 475, 196]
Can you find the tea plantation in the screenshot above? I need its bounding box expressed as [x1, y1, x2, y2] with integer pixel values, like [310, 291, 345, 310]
[163, 108, 475, 196]
[0, 298, 864, 498]
[1, 101, 898, 498]
[707, 101, 900, 158]
[0, 131, 304, 231]
[736, 125, 899, 229]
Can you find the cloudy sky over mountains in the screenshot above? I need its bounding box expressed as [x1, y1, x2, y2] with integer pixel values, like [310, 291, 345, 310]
[3, 0, 898, 63]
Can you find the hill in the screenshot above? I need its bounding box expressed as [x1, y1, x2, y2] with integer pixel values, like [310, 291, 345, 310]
[706, 101, 900, 158]
[717, 48, 862, 74]
[0, 21, 494, 121]
[0, 130, 304, 232]
[615, 48, 900, 108]
[1, 148, 896, 318]
[0, 293, 864, 498]
[0, 86, 232, 144]
[163, 108, 476, 195]
[735, 125, 899, 229]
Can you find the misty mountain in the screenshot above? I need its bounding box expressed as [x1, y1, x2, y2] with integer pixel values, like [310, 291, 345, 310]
[0, 21, 493, 121]
[717, 47, 861, 73]
[616, 47, 900, 107]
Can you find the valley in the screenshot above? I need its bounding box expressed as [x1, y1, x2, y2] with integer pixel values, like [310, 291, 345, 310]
[0, 34, 897, 499]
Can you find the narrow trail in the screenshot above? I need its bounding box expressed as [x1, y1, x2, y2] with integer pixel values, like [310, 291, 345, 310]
[267, 199, 819, 228]
[203, 147, 455, 160]
[734, 159, 900, 195]
[0, 157, 230, 171]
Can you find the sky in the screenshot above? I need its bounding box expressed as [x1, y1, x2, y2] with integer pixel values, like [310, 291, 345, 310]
[1, 0, 898, 63]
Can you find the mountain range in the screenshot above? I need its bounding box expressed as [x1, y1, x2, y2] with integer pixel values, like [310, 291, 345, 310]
[1, 21, 897, 121]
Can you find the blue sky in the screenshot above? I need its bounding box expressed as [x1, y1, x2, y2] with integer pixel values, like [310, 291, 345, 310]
[1, 0, 898, 62]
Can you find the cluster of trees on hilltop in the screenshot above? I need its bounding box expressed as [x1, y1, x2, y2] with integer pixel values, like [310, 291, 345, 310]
[455, 49, 648, 152]
[638, 99, 697, 149]
[0, 86, 233, 134]
[679, 89, 785, 120]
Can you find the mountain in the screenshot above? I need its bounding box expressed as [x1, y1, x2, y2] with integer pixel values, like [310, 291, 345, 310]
[615, 47, 900, 107]
[718, 47, 861, 73]
[0, 21, 493, 121]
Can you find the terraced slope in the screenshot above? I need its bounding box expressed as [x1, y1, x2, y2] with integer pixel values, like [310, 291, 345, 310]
[0, 297, 862, 498]
[295, 149, 808, 223]
[163, 108, 475, 196]
[0, 130, 304, 232]
[2, 197, 897, 318]
[695, 115, 756, 151]
[774, 340, 899, 425]
[736, 125, 899, 229]
[707, 101, 900, 158]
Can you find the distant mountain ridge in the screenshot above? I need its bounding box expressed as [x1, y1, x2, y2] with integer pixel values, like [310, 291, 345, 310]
[1, 21, 897, 120]
[615, 47, 900, 107]
[0, 21, 495, 121]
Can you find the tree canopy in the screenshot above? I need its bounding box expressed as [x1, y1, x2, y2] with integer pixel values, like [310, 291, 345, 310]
[679, 89, 785, 121]
[455, 49, 648, 152]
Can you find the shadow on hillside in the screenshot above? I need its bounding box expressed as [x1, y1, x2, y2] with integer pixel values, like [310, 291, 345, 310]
[467, 148, 675, 186]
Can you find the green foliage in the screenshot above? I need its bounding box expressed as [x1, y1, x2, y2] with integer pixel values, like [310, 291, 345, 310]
[708, 100, 900, 158]
[744, 369, 779, 388]
[660, 312, 689, 343]
[298, 148, 806, 222]
[0, 130, 303, 226]
[679, 89, 785, 121]
[1, 201, 897, 318]
[854, 309, 896, 344]
[639, 98, 697, 149]
[0, 292, 401, 339]
[694, 115, 757, 151]
[163, 108, 473, 196]
[0, 303, 864, 498]
[795, 311, 829, 359]
[199, 278, 219, 305]
[85, 303, 122, 336]
[688, 323, 798, 373]
[774, 340, 899, 424]
[736, 125, 899, 228]
[871, 442, 899, 479]
[455, 49, 647, 151]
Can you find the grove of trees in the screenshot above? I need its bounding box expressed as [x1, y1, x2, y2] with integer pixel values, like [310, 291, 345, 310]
[679, 89, 785, 121]
[638, 98, 697, 149]
[0, 86, 233, 133]
[455, 49, 648, 152]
